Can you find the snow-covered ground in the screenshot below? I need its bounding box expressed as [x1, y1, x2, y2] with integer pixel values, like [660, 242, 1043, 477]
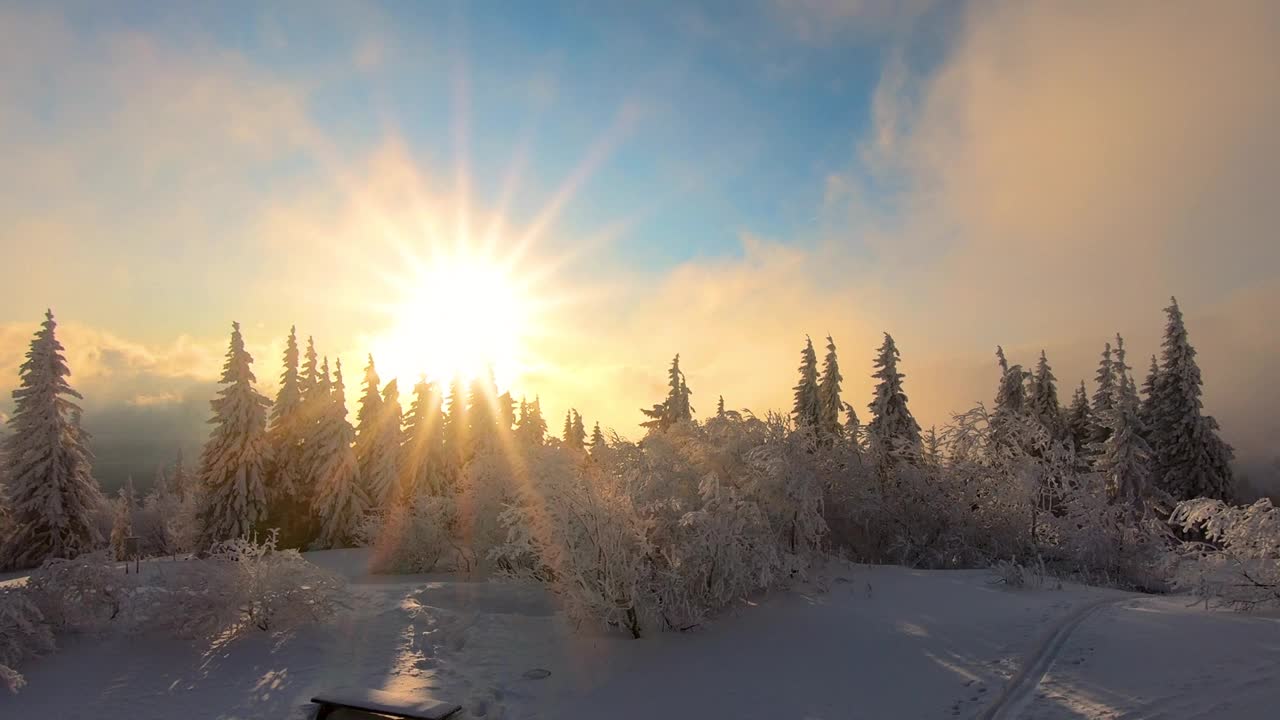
[2, 549, 1277, 719]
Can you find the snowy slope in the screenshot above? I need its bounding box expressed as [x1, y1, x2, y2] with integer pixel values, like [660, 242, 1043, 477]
[1, 550, 1274, 720]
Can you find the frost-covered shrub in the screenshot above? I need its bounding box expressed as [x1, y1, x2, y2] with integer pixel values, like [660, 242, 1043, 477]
[493, 451, 656, 637]
[0, 588, 54, 693]
[496, 416, 827, 637]
[453, 442, 520, 567]
[1170, 498, 1280, 610]
[359, 496, 458, 574]
[206, 530, 345, 631]
[25, 551, 131, 631]
[24, 532, 344, 640]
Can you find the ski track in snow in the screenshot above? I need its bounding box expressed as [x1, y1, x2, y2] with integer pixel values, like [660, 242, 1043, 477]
[979, 596, 1125, 720]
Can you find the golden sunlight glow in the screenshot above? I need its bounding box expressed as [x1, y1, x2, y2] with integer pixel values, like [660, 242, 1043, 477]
[371, 250, 530, 390]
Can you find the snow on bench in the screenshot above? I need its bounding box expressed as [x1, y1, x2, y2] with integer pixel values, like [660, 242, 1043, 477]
[310, 687, 461, 719]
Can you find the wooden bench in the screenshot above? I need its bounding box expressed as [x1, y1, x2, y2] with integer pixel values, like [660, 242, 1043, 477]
[311, 687, 461, 719]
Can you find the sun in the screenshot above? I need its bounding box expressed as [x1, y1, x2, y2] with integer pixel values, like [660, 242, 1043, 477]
[370, 249, 531, 390]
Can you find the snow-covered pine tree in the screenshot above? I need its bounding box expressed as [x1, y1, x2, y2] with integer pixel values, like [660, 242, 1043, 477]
[267, 326, 304, 504]
[401, 377, 445, 500]
[310, 359, 370, 548]
[170, 448, 192, 500]
[195, 322, 272, 548]
[515, 395, 548, 448]
[640, 354, 693, 433]
[1138, 354, 1159, 436]
[590, 422, 607, 457]
[0, 310, 105, 569]
[991, 347, 1029, 453]
[443, 376, 469, 465]
[1065, 381, 1094, 465]
[922, 426, 942, 467]
[354, 354, 383, 485]
[843, 402, 863, 452]
[365, 379, 403, 510]
[467, 370, 500, 451]
[866, 333, 921, 463]
[817, 335, 844, 442]
[1149, 298, 1235, 501]
[792, 337, 820, 430]
[571, 410, 587, 451]
[1090, 335, 1153, 513]
[1089, 341, 1116, 449]
[1027, 350, 1064, 441]
[498, 391, 516, 434]
[109, 477, 137, 560]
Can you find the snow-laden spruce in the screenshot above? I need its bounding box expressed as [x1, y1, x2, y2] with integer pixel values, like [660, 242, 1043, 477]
[641, 354, 693, 433]
[991, 346, 1029, 453]
[354, 354, 383, 486]
[1090, 335, 1153, 512]
[1027, 350, 1063, 441]
[309, 359, 369, 548]
[364, 378, 402, 510]
[1065, 381, 1093, 466]
[267, 327, 304, 505]
[1089, 341, 1117, 450]
[792, 337, 820, 430]
[195, 322, 272, 548]
[109, 476, 136, 560]
[589, 421, 607, 458]
[817, 335, 843, 442]
[1148, 297, 1234, 502]
[0, 310, 105, 570]
[401, 377, 445, 499]
[866, 333, 921, 463]
[563, 409, 586, 451]
[514, 396, 548, 448]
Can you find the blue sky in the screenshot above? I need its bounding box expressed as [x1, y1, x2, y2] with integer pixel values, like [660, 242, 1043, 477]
[1, 0, 1278, 491]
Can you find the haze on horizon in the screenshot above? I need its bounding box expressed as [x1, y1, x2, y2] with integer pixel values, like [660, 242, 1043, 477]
[1, 0, 1277, 492]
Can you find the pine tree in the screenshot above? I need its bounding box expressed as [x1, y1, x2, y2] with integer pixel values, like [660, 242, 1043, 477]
[1027, 350, 1063, 440]
[515, 395, 548, 448]
[1138, 354, 1160, 437]
[401, 377, 445, 500]
[866, 333, 921, 463]
[267, 326, 304, 502]
[792, 337, 820, 430]
[442, 376, 469, 466]
[512, 394, 547, 445]
[716, 395, 727, 419]
[572, 410, 587, 451]
[1065, 381, 1093, 464]
[991, 347, 1029, 453]
[170, 448, 192, 501]
[310, 359, 370, 548]
[365, 379, 403, 510]
[563, 410, 586, 451]
[109, 480, 136, 561]
[817, 335, 844, 441]
[640, 354, 693, 433]
[589, 421, 607, 457]
[467, 370, 501, 450]
[1090, 336, 1152, 512]
[0, 310, 105, 569]
[195, 322, 272, 547]
[354, 354, 384, 484]
[922, 426, 942, 467]
[1149, 298, 1235, 501]
[843, 402, 863, 451]
[1089, 341, 1117, 449]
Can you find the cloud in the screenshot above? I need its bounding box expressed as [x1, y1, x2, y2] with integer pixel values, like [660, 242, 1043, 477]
[768, 0, 937, 45]
[806, 0, 1280, 458]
